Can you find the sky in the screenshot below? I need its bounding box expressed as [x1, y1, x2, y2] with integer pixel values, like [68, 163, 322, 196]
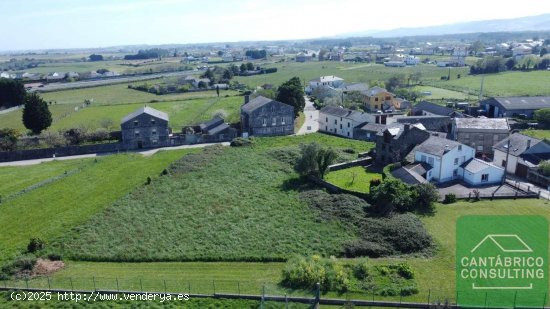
[1, 0, 550, 51]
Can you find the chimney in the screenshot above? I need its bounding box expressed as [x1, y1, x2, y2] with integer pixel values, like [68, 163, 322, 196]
[444, 145, 450, 153]
[527, 139, 531, 149]
[404, 124, 410, 132]
[244, 95, 250, 105]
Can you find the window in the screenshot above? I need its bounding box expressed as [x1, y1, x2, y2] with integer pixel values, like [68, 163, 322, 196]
[151, 118, 156, 125]
[134, 120, 139, 126]
[347, 132, 350, 137]
[272, 117, 276, 125]
[152, 130, 157, 135]
[334, 119, 337, 125]
[428, 157, 434, 165]
[325, 117, 328, 122]
[453, 169, 458, 177]
[385, 96, 391, 100]
[134, 130, 140, 137]
[325, 126, 328, 131]
[347, 122, 350, 128]
[375, 97, 379, 102]
[262, 118, 267, 126]
[481, 174, 489, 182]
[454, 158, 459, 165]
[458, 145, 462, 151]
[340, 124, 342, 129]
[421, 155, 427, 162]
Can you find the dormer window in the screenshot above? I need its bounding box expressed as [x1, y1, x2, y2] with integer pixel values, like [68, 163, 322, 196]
[134, 120, 139, 126]
[151, 118, 156, 125]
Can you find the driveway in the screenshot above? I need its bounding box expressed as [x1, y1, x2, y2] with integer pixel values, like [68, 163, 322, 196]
[296, 96, 319, 135]
[0, 142, 230, 167]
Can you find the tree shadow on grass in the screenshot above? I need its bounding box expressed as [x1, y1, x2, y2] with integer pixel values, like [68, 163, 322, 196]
[280, 177, 318, 192]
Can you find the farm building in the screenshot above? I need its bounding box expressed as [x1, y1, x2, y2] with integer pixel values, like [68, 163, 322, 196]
[121, 106, 169, 149]
[480, 96, 550, 119]
[240, 96, 295, 137]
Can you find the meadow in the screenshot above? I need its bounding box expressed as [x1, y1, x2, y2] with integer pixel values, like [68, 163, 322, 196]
[0, 149, 195, 263]
[18, 198, 547, 303]
[325, 166, 382, 193]
[431, 70, 550, 97]
[0, 94, 244, 132]
[234, 61, 470, 89]
[51, 134, 373, 262]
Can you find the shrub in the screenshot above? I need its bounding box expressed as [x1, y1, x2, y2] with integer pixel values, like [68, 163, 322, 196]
[411, 183, 439, 214]
[1, 254, 37, 276]
[370, 178, 414, 215]
[27, 238, 45, 253]
[352, 258, 370, 279]
[343, 240, 392, 258]
[281, 255, 350, 292]
[443, 193, 457, 204]
[395, 263, 415, 279]
[342, 148, 355, 154]
[146, 176, 152, 185]
[294, 143, 337, 179]
[230, 137, 254, 147]
[380, 287, 398, 296]
[369, 178, 381, 190]
[400, 286, 419, 296]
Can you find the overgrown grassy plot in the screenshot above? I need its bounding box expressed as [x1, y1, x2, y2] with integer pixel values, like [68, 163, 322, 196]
[53, 144, 358, 262]
[325, 166, 382, 193]
[0, 149, 194, 264]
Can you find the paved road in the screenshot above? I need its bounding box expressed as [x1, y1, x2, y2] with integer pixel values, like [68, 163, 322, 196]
[296, 96, 319, 135]
[0, 142, 230, 167]
[0, 105, 22, 115]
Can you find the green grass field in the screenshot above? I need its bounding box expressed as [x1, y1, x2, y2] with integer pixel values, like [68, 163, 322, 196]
[17, 198, 543, 303]
[412, 85, 470, 101]
[431, 70, 550, 97]
[40, 82, 239, 106]
[522, 129, 550, 140]
[325, 166, 382, 193]
[52, 135, 373, 262]
[0, 95, 244, 132]
[234, 62, 469, 88]
[0, 149, 195, 263]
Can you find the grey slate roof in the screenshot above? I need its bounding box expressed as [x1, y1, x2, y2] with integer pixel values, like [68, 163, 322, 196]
[320, 106, 350, 117]
[342, 83, 370, 94]
[121, 106, 169, 124]
[206, 123, 231, 135]
[358, 123, 387, 133]
[482, 97, 550, 111]
[320, 106, 369, 124]
[413, 135, 462, 157]
[200, 116, 224, 131]
[367, 86, 388, 96]
[454, 118, 510, 130]
[241, 96, 291, 113]
[460, 158, 499, 173]
[493, 133, 542, 156]
[391, 167, 428, 184]
[413, 101, 454, 116]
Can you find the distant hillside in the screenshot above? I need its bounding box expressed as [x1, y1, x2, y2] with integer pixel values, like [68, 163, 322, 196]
[340, 13, 550, 38]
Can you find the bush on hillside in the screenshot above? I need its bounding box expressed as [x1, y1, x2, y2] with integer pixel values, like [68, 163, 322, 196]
[230, 137, 254, 147]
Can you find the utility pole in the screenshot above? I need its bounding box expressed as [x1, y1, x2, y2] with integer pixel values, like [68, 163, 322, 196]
[503, 139, 511, 184]
[479, 76, 484, 102]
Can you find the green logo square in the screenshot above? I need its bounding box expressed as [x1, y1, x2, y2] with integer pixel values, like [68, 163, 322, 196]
[457, 216, 548, 308]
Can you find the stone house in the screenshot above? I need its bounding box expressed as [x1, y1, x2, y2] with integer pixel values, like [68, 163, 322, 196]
[493, 133, 550, 178]
[375, 123, 431, 165]
[240, 96, 294, 137]
[182, 116, 237, 144]
[451, 118, 509, 156]
[121, 106, 169, 149]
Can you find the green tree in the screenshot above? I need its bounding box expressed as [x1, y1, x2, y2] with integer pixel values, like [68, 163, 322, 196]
[541, 47, 548, 57]
[411, 183, 439, 214]
[246, 62, 255, 71]
[22, 93, 52, 134]
[469, 41, 485, 56]
[534, 108, 550, 128]
[370, 178, 413, 216]
[239, 63, 247, 72]
[0, 78, 26, 108]
[89, 54, 103, 61]
[0, 128, 19, 151]
[294, 143, 337, 179]
[276, 77, 305, 117]
[222, 69, 234, 80]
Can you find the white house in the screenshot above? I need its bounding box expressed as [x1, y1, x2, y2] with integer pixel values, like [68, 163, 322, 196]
[306, 76, 344, 94]
[319, 106, 369, 139]
[405, 55, 420, 65]
[0, 72, 11, 79]
[460, 158, 505, 186]
[493, 133, 550, 177]
[409, 136, 504, 185]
